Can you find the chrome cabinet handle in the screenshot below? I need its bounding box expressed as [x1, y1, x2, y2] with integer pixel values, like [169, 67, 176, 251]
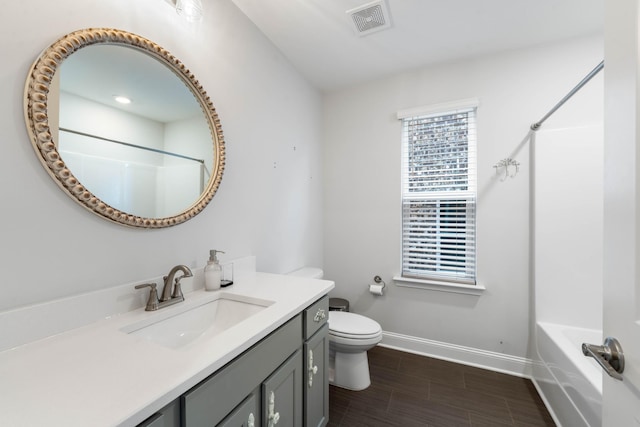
[268, 391, 280, 426]
[582, 337, 625, 381]
[314, 309, 326, 323]
[308, 349, 318, 388]
[248, 412, 255, 427]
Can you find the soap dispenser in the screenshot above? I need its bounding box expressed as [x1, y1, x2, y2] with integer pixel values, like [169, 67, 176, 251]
[204, 250, 224, 291]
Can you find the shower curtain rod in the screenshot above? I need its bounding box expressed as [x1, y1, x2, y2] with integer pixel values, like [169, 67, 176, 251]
[59, 127, 205, 164]
[530, 60, 604, 131]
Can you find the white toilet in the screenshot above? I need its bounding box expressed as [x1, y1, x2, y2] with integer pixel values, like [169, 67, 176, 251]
[287, 267, 383, 391]
[328, 310, 382, 390]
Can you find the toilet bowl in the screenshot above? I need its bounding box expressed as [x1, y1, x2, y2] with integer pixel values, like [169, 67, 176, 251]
[328, 311, 382, 391]
[287, 267, 382, 391]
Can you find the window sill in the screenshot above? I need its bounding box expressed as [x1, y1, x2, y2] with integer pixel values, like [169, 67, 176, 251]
[392, 276, 485, 296]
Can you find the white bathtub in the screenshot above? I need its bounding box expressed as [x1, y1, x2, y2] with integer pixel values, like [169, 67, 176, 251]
[533, 322, 602, 427]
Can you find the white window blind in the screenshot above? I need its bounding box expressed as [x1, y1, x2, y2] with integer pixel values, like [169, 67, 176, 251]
[400, 102, 477, 285]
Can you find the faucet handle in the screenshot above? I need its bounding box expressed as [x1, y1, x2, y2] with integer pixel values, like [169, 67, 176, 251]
[172, 276, 185, 300]
[135, 282, 157, 291]
[135, 283, 159, 311]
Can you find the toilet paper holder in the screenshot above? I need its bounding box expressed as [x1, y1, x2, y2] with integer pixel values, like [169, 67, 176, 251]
[374, 275, 386, 288]
[367, 275, 386, 290]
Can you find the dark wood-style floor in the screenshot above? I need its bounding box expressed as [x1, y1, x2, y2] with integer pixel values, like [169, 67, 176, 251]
[328, 346, 556, 427]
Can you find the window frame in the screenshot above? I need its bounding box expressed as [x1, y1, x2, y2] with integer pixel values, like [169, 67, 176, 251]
[394, 99, 483, 294]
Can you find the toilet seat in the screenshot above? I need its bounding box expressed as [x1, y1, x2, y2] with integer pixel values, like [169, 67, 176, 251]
[329, 312, 382, 340]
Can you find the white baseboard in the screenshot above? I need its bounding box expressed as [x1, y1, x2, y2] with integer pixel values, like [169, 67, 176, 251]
[380, 331, 533, 378]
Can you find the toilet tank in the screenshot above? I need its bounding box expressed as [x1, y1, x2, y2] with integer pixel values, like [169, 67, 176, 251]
[287, 267, 324, 279]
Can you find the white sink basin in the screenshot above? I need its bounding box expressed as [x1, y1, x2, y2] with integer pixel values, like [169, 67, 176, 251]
[122, 293, 274, 349]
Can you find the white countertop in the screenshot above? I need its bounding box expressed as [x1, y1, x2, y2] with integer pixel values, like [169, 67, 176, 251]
[0, 272, 333, 427]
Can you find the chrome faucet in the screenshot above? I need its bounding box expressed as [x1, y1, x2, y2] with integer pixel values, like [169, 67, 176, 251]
[161, 264, 193, 302]
[135, 265, 193, 311]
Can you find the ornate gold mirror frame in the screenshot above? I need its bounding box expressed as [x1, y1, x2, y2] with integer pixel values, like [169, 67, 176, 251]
[24, 28, 225, 228]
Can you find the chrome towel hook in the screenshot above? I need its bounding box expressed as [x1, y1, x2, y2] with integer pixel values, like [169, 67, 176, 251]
[493, 158, 520, 181]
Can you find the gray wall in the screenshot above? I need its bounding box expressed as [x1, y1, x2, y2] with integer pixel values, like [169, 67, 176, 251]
[0, 0, 606, 367]
[0, 0, 324, 312]
[322, 35, 603, 359]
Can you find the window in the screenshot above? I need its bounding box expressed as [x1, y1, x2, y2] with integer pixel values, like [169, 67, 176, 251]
[399, 100, 477, 286]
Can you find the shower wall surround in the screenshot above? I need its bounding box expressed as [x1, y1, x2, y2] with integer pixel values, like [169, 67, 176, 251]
[534, 125, 604, 330]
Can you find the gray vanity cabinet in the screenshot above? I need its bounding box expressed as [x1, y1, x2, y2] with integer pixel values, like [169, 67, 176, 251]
[182, 315, 302, 427]
[218, 391, 260, 427]
[262, 350, 303, 427]
[303, 324, 329, 427]
[302, 296, 330, 427]
[138, 400, 181, 427]
[138, 295, 330, 427]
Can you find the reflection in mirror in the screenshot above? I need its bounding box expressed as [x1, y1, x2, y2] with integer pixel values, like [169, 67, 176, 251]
[57, 45, 212, 218]
[23, 28, 225, 228]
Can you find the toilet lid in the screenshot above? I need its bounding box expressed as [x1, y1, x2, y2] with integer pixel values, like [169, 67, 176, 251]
[329, 311, 381, 339]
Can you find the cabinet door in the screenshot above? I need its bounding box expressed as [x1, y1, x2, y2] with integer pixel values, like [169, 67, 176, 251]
[304, 324, 329, 427]
[218, 390, 260, 427]
[137, 399, 180, 427]
[183, 316, 302, 427]
[262, 349, 303, 427]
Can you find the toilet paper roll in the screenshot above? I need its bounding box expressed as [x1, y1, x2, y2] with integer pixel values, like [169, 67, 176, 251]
[369, 284, 384, 296]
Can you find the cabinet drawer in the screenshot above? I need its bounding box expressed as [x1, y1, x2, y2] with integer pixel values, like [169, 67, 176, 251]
[303, 296, 329, 339]
[182, 315, 302, 427]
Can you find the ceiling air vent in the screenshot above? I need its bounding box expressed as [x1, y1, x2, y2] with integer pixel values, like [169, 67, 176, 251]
[347, 1, 391, 36]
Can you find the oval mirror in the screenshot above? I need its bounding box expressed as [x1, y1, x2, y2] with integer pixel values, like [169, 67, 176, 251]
[24, 28, 225, 228]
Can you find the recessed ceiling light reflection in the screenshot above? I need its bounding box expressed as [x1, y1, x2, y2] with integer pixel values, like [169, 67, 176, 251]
[114, 95, 132, 104]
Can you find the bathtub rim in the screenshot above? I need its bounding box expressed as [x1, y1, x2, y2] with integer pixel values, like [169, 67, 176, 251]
[534, 321, 603, 427]
[537, 321, 603, 394]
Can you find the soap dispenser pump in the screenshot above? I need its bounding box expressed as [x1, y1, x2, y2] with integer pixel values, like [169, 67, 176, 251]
[204, 249, 224, 291]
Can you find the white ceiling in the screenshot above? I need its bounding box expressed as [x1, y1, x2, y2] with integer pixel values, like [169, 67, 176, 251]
[61, 44, 202, 123]
[231, 0, 604, 91]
